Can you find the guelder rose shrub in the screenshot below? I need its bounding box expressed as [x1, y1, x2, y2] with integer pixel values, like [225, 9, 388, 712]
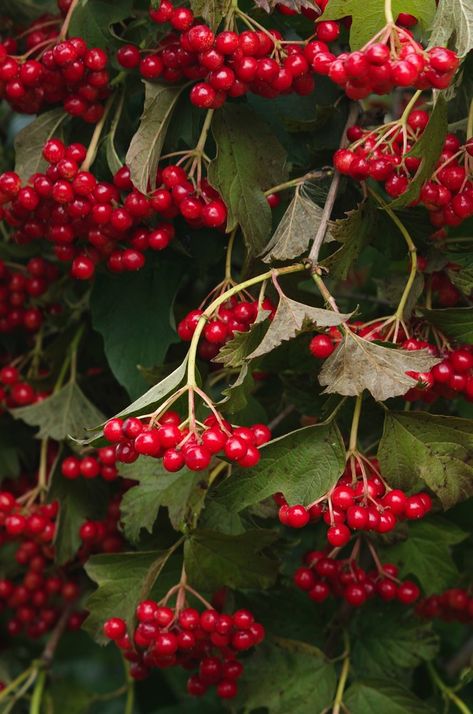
[0, 0, 472, 711]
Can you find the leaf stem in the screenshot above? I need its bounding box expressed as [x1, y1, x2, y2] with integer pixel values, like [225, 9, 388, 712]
[332, 632, 350, 714]
[308, 103, 359, 263]
[122, 658, 135, 714]
[370, 191, 417, 324]
[29, 669, 46, 714]
[264, 170, 330, 196]
[311, 271, 341, 314]
[399, 90, 423, 126]
[467, 99, 473, 140]
[348, 395, 363, 453]
[225, 228, 237, 282]
[427, 662, 472, 714]
[81, 95, 115, 171]
[186, 263, 308, 386]
[38, 438, 49, 498]
[0, 668, 34, 703]
[53, 323, 85, 393]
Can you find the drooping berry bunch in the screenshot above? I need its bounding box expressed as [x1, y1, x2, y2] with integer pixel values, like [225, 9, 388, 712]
[0, 0, 110, 123]
[317, 24, 459, 98]
[61, 446, 120, 482]
[276, 455, 432, 546]
[103, 411, 271, 472]
[178, 293, 275, 361]
[0, 257, 59, 333]
[104, 598, 265, 699]
[0, 364, 45, 407]
[294, 548, 421, 608]
[0, 145, 229, 280]
[416, 588, 473, 622]
[335, 117, 473, 224]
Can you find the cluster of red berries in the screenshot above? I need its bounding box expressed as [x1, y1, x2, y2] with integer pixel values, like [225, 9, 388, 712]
[402, 340, 473, 403]
[103, 601, 264, 698]
[0, 144, 228, 280]
[0, 491, 85, 637]
[335, 117, 473, 226]
[294, 551, 421, 608]
[276, 456, 432, 547]
[178, 295, 275, 361]
[318, 25, 459, 99]
[416, 588, 473, 622]
[103, 411, 271, 472]
[0, 257, 59, 334]
[119, 4, 330, 107]
[78, 493, 126, 555]
[0, 5, 110, 122]
[0, 364, 45, 408]
[61, 446, 120, 482]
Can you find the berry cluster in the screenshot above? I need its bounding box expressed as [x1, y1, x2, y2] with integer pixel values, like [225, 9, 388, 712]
[178, 294, 275, 361]
[103, 411, 271, 472]
[104, 601, 265, 699]
[0, 257, 59, 334]
[61, 446, 120, 482]
[416, 588, 473, 622]
[335, 116, 473, 226]
[0, 364, 45, 407]
[403, 340, 473, 403]
[0, 145, 228, 280]
[0, 9, 110, 122]
[318, 26, 459, 99]
[0, 491, 86, 637]
[276, 456, 432, 546]
[294, 551, 421, 608]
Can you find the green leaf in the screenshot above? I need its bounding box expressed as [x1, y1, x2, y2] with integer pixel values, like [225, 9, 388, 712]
[119, 458, 207, 543]
[319, 333, 439, 401]
[322, 0, 437, 50]
[248, 295, 351, 359]
[0, 0, 56, 21]
[14, 108, 67, 182]
[84, 549, 174, 643]
[447, 253, 473, 297]
[261, 185, 331, 263]
[378, 411, 473, 508]
[420, 306, 473, 344]
[322, 200, 377, 280]
[352, 610, 439, 677]
[12, 382, 104, 441]
[49, 680, 94, 714]
[382, 519, 468, 594]
[215, 422, 345, 510]
[219, 363, 255, 414]
[387, 96, 448, 209]
[184, 529, 279, 590]
[208, 105, 287, 255]
[68, 0, 134, 49]
[236, 642, 336, 714]
[189, 0, 232, 28]
[217, 313, 271, 368]
[91, 259, 181, 399]
[126, 83, 185, 194]
[429, 0, 473, 57]
[344, 678, 436, 714]
[49, 470, 109, 565]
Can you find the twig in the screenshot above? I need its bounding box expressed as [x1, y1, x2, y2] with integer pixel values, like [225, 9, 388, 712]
[445, 636, 473, 679]
[308, 103, 360, 263]
[268, 404, 295, 431]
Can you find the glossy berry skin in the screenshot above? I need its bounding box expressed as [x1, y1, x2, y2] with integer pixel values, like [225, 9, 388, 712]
[309, 334, 335, 358]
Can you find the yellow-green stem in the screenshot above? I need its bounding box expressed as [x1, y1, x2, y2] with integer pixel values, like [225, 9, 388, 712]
[399, 90, 423, 126]
[123, 659, 135, 714]
[59, 0, 79, 39]
[371, 192, 417, 322]
[427, 662, 472, 714]
[0, 667, 34, 703]
[348, 395, 363, 453]
[333, 633, 350, 714]
[467, 98, 473, 140]
[195, 109, 214, 157]
[81, 96, 115, 171]
[186, 264, 308, 385]
[384, 0, 394, 25]
[38, 438, 49, 497]
[225, 229, 237, 282]
[29, 669, 46, 714]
